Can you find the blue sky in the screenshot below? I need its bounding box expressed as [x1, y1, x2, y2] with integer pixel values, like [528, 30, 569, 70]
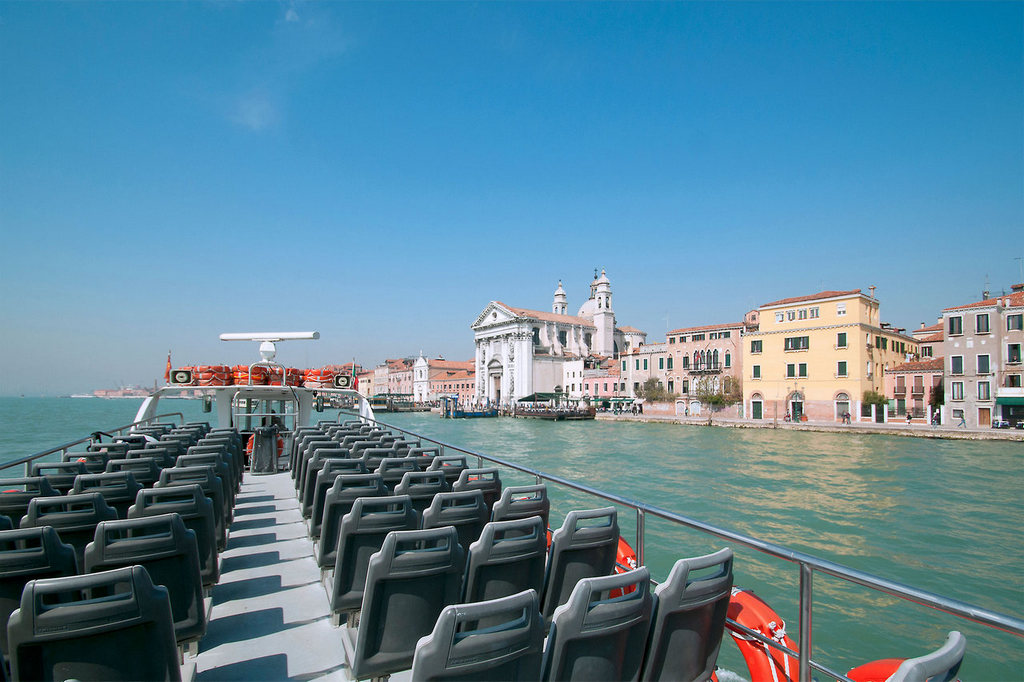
[1, 1, 1021, 395]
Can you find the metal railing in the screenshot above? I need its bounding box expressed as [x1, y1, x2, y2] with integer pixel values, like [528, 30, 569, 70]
[351, 412, 1024, 682]
[0, 412, 184, 475]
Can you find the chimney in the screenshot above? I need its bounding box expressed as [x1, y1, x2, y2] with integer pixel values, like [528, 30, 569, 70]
[868, 285, 877, 299]
[983, 289, 990, 300]
[920, 322, 926, 329]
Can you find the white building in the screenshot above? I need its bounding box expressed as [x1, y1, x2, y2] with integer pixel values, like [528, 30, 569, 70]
[470, 271, 646, 405]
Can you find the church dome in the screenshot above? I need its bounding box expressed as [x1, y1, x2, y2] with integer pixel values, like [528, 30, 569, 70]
[577, 297, 598, 320]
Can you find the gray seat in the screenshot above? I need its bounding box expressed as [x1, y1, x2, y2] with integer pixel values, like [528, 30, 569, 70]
[71, 471, 143, 519]
[156, 465, 227, 550]
[0, 477, 58, 529]
[351, 526, 466, 680]
[87, 441, 130, 459]
[177, 453, 235, 507]
[20, 492, 117, 569]
[453, 468, 502, 511]
[186, 445, 240, 494]
[411, 589, 544, 682]
[464, 516, 547, 617]
[329, 495, 418, 616]
[317, 473, 387, 568]
[492, 484, 550, 530]
[129, 484, 219, 587]
[130, 445, 175, 468]
[375, 458, 419, 492]
[29, 461, 87, 495]
[361, 447, 396, 472]
[7, 565, 179, 682]
[640, 548, 734, 682]
[541, 507, 619, 619]
[0, 527, 78, 660]
[62, 450, 110, 474]
[394, 470, 448, 515]
[295, 439, 340, 494]
[421, 490, 490, 554]
[106, 456, 162, 487]
[426, 454, 467, 487]
[542, 567, 652, 681]
[309, 459, 369, 539]
[84, 513, 206, 646]
[888, 631, 967, 682]
[300, 450, 351, 517]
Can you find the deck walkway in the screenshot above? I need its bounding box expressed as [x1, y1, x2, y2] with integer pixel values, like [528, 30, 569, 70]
[193, 472, 350, 681]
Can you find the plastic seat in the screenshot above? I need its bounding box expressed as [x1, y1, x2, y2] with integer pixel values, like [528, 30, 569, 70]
[394, 471, 448, 515]
[421, 490, 490, 553]
[309, 460, 369, 539]
[129, 484, 219, 587]
[71, 471, 142, 519]
[84, 514, 206, 645]
[19, 492, 117, 573]
[887, 631, 967, 682]
[177, 453, 235, 507]
[295, 439, 340, 494]
[375, 458, 419, 492]
[156, 466, 227, 551]
[299, 450, 351, 517]
[62, 450, 110, 474]
[317, 474, 387, 569]
[411, 589, 544, 682]
[186, 445, 240, 493]
[152, 438, 187, 461]
[115, 434, 152, 449]
[0, 477, 58, 529]
[541, 507, 619, 619]
[329, 495, 419, 616]
[425, 454, 466, 487]
[7, 565, 179, 681]
[29, 461, 87, 495]
[351, 526, 467, 680]
[87, 441, 130, 459]
[492, 484, 550, 530]
[106, 456, 162, 488]
[453, 468, 502, 511]
[542, 567, 652, 681]
[0, 527, 78, 660]
[361, 448, 396, 472]
[464, 517, 547, 617]
[196, 436, 243, 487]
[129, 446, 175, 468]
[640, 548, 734, 682]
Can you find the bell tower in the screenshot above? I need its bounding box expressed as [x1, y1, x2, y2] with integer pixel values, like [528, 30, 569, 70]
[552, 280, 567, 315]
[593, 270, 615, 355]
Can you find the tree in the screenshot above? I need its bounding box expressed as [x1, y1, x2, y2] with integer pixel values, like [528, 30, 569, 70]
[929, 380, 944, 409]
[863, 390, 888, 406]
[693, 376, 741, 409]
[637, 377, 672, 401]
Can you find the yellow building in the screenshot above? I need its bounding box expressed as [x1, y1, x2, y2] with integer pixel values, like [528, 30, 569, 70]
[742, 289, 918, 422]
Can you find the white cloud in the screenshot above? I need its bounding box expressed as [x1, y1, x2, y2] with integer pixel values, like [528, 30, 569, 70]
[229, 89, 279, 131]
[285, 7, 299, 23]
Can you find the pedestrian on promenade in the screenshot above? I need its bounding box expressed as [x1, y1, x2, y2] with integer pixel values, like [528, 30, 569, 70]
[906, 412, 912, 425]
[958, 413, 967, 428]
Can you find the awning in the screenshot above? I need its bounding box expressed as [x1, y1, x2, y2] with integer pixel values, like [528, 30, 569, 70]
[995, 396, 1024, 406]
[517, 392, 561, 402]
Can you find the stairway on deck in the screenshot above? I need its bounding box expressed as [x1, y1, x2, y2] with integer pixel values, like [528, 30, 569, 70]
[193, 472, 350, 681]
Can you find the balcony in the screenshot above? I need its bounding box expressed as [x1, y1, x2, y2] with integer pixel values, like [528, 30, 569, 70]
[893, 386, 906, 396]
[690, 363, 723, 375]
[911, 386, 925, 396]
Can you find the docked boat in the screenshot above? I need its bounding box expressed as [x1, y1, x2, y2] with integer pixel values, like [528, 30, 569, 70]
[0, 332, 1020, 681]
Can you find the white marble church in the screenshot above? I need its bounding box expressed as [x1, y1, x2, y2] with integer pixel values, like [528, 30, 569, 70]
[471, 271, 647, 406]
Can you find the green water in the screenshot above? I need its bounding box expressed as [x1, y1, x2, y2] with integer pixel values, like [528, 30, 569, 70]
[1, 398, 1021, 680]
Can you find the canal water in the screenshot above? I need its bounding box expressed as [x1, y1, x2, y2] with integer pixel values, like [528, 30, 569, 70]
[2, 398, 1021, 680]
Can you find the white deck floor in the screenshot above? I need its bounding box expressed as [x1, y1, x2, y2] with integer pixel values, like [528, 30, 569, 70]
[193, 471, 351, 681]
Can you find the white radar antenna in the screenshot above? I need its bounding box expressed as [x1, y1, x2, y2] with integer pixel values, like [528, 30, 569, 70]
[219, 331, 319, 363]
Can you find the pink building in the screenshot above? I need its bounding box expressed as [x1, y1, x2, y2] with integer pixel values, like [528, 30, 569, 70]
[581, 361, 622, 399]
[883, 357, 944, 422]
[429, 369, 476, 403]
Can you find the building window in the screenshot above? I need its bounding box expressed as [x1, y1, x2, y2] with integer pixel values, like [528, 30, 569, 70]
[784, 336, 810, 351]
[633, 382, 640, 392]
[751, 340, 762, 354]
[798, 363, 807, 378]
[558, 330, 567, 345]
[978, 381, 991, 401]
[532, 327, 540, 345]
[635, 359, 640, 370]
[951, 356, 963, 375]
[976, 314, 990, 334]
[692, 334, 705, 341]
[584, 333, 592, 347]
[724, 352, 731, 368]
[1009, 344, 1022, 364]
[659, 358, 664, 370]
[621, 360, 626, 372]
[603, 383, 608, 392]
[786, 364, 796, 378]
[951, 382, 964, 401]
[922, 346, 933, 357]
[722, 331, 731, 338]
[948, 316, 963, 336]
[669, 337, 675, 344]
[682, 380, 689, 393]
[977, 354, 990, 374]
[798, 309, 808, 320]
[682, 356, 690, 369]
[643, 359, 648, 370]
[775, 312, 784, 323]
[668, 380, 674, 393]
[836, 332, 847, 348]
[1008, 375, 1022, 388]
[1008, 314, 1023, 331]
[752, 365, 761, 379]
[837, 302, 847, 316]
[837, 361, 847, 377]
[809, 307, 819, 318]
[787, 310, 796, 321]
[667, 357, 674, 370]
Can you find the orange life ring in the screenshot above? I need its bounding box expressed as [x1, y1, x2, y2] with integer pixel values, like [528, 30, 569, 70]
[246, 434, 284, 457]
[846, 659, 905, 682]
[727, 587, 800, 682]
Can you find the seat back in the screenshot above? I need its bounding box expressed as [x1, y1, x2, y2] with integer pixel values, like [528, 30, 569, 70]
[464, 516, 547, 613]
[106, 456, 162, 487]
[21, 492, 117, 568]
[329, 495, 419, 615]
[7, 565, 179, 681]
[88, 441, 130, 459]
[84, 514, 206, 644]
[640, 548, 734, 682]
[63, 450, 110, 474]
[361, 448, 396, 472]
[0, 477, 58, 529]
[492, 484, 550, 530]
[309, 459, 368, 538]
[71, 471, 142, 519]
[317, 474, 387, 568]
[131, 445, 175, 468]
[177, 453, 235, 505]
[375, 458, 419, 492]
[541, 507, 619, 618]
[453, 468, 502, 511]
[421, 490, 490, 553]
[542, 567, 652, 682]
[889, 631, 967, 682]
[411, 589, 544, 682]
[29, 462, 87, 495]
[0, 527, 77, 658]
[300, 451, 350, 517]
[426, 454, 467, 487]
[129, 484, 218, 586]
[156, 465, 227, 550]
[186, 445, 240, 492]
[352, 526, 466, 680]
[394, 471, 448, 515]
[296, 439, 340, 494]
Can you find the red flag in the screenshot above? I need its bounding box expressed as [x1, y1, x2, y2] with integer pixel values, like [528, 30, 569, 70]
[164, 351, 172, 384]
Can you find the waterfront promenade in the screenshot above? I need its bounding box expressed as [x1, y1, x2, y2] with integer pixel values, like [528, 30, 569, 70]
[596, 412, 1024, 441]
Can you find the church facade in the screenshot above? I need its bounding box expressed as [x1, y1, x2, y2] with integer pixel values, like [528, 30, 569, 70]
[470, 271, 646, 406]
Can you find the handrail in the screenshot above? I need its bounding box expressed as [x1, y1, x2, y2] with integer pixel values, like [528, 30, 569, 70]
[0, 412, 185, 474]
[352, 412, 1024, 681]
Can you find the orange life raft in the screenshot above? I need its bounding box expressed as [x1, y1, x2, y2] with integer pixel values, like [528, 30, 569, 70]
[727, 586, 800, 682]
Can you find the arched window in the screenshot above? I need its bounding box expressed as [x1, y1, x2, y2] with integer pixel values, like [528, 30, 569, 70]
[693, 351, 700, 369]
[713, 349, 719, 369]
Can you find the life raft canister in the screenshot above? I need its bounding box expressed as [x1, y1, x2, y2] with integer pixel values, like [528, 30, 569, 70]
[727, 586, 801, 682]
[246, 434, 284, 457]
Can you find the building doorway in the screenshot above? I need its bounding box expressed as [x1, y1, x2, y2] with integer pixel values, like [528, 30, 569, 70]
[789, 392, 804, 420]
[835, 393, 850, 422]
[751, 393, 763, 420]
[978, 407, 991, 427]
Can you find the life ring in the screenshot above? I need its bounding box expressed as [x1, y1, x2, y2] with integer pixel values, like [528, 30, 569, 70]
[246, 434, 284, 457]
[727, 586, 800, 682]
[846, 659, 905, 682]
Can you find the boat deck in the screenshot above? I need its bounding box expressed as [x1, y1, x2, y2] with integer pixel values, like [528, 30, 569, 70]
[194, 471, 351, 681]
